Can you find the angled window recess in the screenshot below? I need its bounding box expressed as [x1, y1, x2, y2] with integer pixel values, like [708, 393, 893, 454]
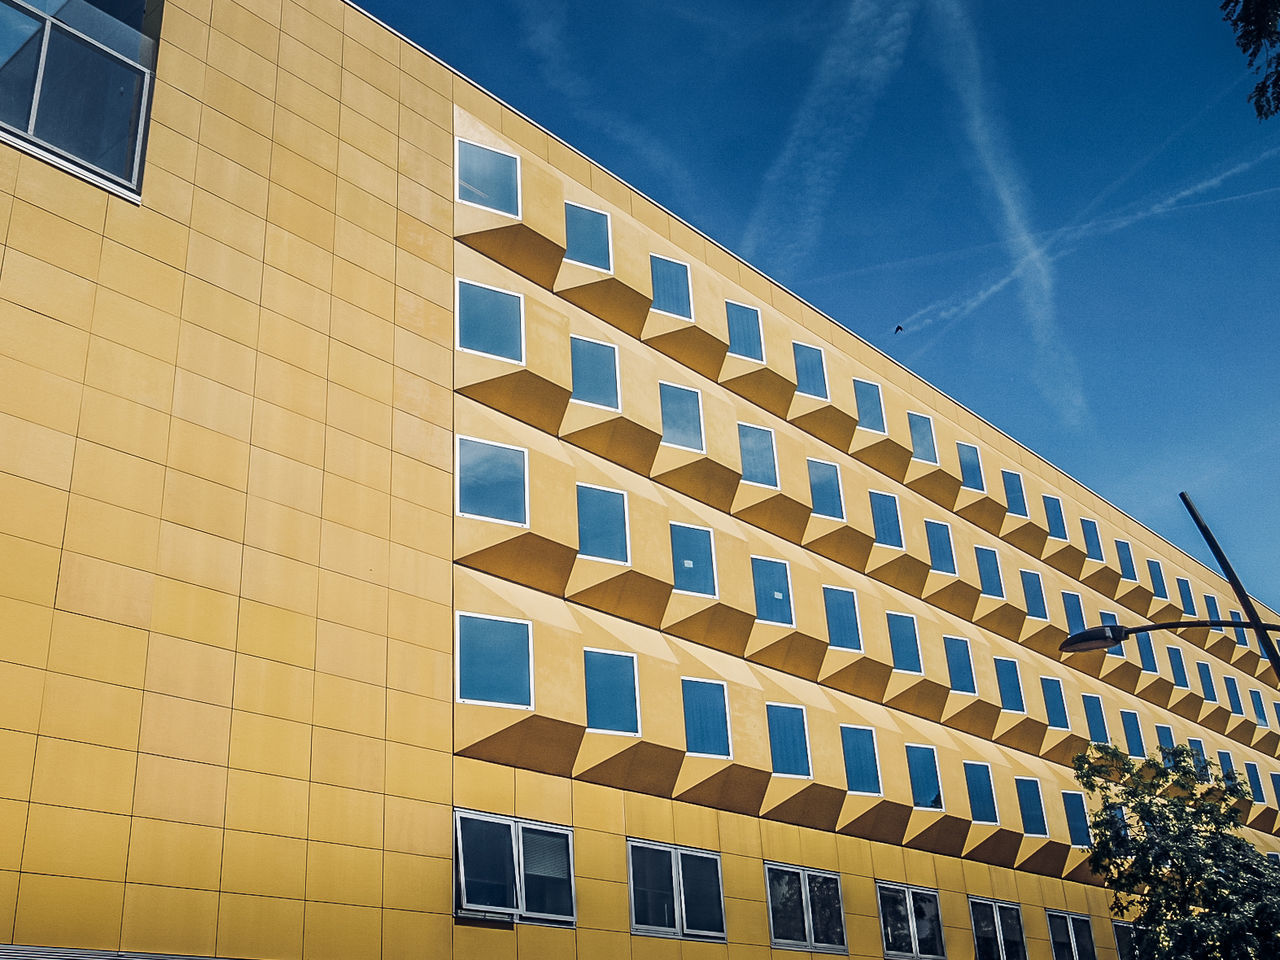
[1146, 558, 1168, 599]
[658, 381, 704, 451]
[569, 335, 620, 410]
[841, 725, 881, 794]
[563, 202, 611, 270]
[1204, 594, 1222, 629]
[629, 840, 725, 940]
[650, 254, 693, 319]
[456, 437, 528, 526]
[1080, 518, 1104, 561]
[584, 648, 640, 735]
[457, 138, 520, 216]
[0, 0, 155, 193]
[807, 458, 844, 519]
[1250, 688, 1269, 727]
[906, 744, 943, 809]
[964, 762, 999, 824]
[907, 412, 938, 463]
[457, 280, 523, 362]
[1245, 762, 1265, 802]
[751, 556, 793, 625]
[870, 490, 903, 548]
[725, 300, 764, 360]
[456, 614, 533, 709]
[1100, 611, 1122, 656]
[669, 522, 716, 596]
[1120, 710, 1144, 757]
[792, 342, 829, 398]
[823, 586, 862, 651]
[1166, 645, 1189, 688]
[957, 442, 985, 491]
[1232, 610, 1248, 646]
[1042, 495, 1068, 540]
[1041, 676, 1070, 730]
[1061, 592, 1086, 636]
[1155, 724, 1176, 756]
[1196, 661, 1218, 703]
[945, 635, 977, 695]
[970, 898, 1026, 960]
[681, 678, 731, 758]
[737, 423, 778, 487]
[1187, 738, 1209, 779]
[878, 883, 946, 960]
[766, 703, 811, 777]
[576, 484, 628, 564]
[1136, 631, 1157, 672]
[1002, 470, 1028, 517]
[925, 520, 956, 574]
[1223, 675, 1244, 716]
[767, 863, 846, 953]
[853, 377, 886, 432]
[1047, 912, 1099, 960]
[454, 810, 574, 923]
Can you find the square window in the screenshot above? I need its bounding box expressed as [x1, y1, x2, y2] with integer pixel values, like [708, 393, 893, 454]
[658, 382, 704, 451]
[944, 636, 977, 695]
[1166, 646, 1189, 688]
[1002, 470, 1028, 517]
[975, 546, 1004, 598]
[1014, 777, 1047, 836]
[1080, 518, 1104, 562]
[906, 744, 943, 809]
[1021, 570, 1048, 620]
[964, 762, 999, 824]
[823, 586, 862, 651]
[1224, 675, 1244, 715]
[457, 437, 528, 525]
[807, 458, 844, 519]
[1082, 694, 1109, 744]
[870, 491, 903, 548]
[1047, 912, 1098, 960]
[1062, 793, 1091, 847]
[1136, 631, 1157, 672]
[1196, 661, 1217, 702]
[792, 342, 829, 399]
[725, 300, 764, 361]
[1245, 762, 1265, 802]
[957, 442, 985, 491]
[670, 523, 716, 596]
[768, 863, 846, 952]
[1120, 710, 1144, 757]
[994, 658, 1024, 712]
[878, 883, 946, 960]
[841, 725, 881, 794]
[457, 280, 523, 362]
[970, 898, 1026, 960]
[584, 649, 639, 734]
[925, 520, 956, 575]
[766, 703, 811, 777]
[1042, 495, 1068, 540]
[1114, 539, 1137, 581]
[454, 811, 574, 922]
[629, 841, 726, 939]
[1147, 558, 1168, 599]
[738, 423, 778, 487]
[1176, 577, 1197, 616]
[569, 335, 620, 409]
[853, 378, 886, 432]
[751, 556, 793, 625]
[456, 614, 532, 708]
[576, 484, 629, 563]
[1062, 592, 1086, 636]
[564, 202, 611, 270]
[681, 678, 731, 758]
[1041, 677, 1070, 730]
[650, 255, 693, 319]
[887, 612, 922, 673]
[456, 139, 520, 216]
[907, 412, 937, 463]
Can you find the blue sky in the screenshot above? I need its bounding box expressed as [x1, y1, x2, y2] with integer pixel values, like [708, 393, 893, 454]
[363, 0, 1280, 609]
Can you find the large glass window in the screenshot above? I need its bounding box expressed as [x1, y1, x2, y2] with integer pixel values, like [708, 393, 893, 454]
[1147, 558, 1168, 600]
[823, 586, 862, 651]
[650, 255, 693, 319]
[1176, 577, 1197, 616]
[1166, 645, 1189, 688]
[457, 437, 527, 525]
[1041, 677, 1070, 730]
[738, 423, 778, 487]
[456, 614, 532, 709]
[888, 612, 922, 673]
[1196, 661, 1218, 703]
[1231, 610, 1248, 646]
[1062, 592, 1086, 636]
[1047, 912, 1098, 960]
[569, 335, 620, 409]
[957, 442, 985, 491]
[576, 484, 628, 563]
[841, 725, 881, 794]
[945, 636, 977, 695]
[792, 343, 828, 399]
[1042, 496, 1068, 540]
[1100, 611, 1123, 656]
[1250, 688, 1270, 727]
[584, 649, 639, 734]
[1014, 777, 1047, 836]
[767, 863, 846, 952]
[870, 491, 904, 548]
[1136, 631, 1158, 672]
[853, 378, 886, 432]
[1120, 710, 1144, 757]
[564, 202, 611, 270]
[670, 523, 716, 596]
[994, 658, 1025, 712]
[906, 744, 943, 809]
[629, 841, 725, 940]
[455, 811, 573, 922]
[1002, 470, 1028, 517]
[457, 280, 523, 362]
[907, 412, 937, 463]
[976, 546, 1004, 598]
[681, 678, 730, 758]
[457, 139, 520, 216]
[1187, 739, 1209, 779]
[725, 301, 764, 361]
[1155, 724, 1176, 758]
[925, 521, 956, 575]
[1245, 762, 1266, 802]
[1114, 539, 1137, 581]
[1021, 570, 1048, 620]
[658, 382, 704, 451]
[1224, 675, 1244, 716]
[1204, 594, 1222, 629]
[964, 762, 999, 824]
[970, 898, 1026, 960]
[878, 883, 946, 960]
[766, 703, 811, 777]
[1082, 694, 1109, 744]
[807, 458, 844, 519]
[1080, 518, 1104, 562]
[752, 557, 793, 625]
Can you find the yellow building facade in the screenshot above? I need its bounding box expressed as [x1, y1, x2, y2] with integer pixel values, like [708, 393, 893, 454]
[1, 1, 1278, 958]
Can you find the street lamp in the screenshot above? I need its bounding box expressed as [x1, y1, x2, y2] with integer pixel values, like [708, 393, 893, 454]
[1060, 493, 1280, 675]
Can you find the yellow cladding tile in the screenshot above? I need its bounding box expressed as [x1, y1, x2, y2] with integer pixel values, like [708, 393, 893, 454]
[626, 793, 675, 844]
[190, 184, 268, 259]
[336, 141, 396, 204]
[7, 199, 102, 281]
[335, 209, 395, 279]
[309, 782, 383, 847]
[233, 654, 314, 723]
[264, 224, 334, 291]
[0, 595, 52, 669]
[133, 754, 227, 826]
[199, 105, 273, 180]
[313, 670, 386, 737]
[76, 388, 169, 467]
[388, 498, 449, 557]
[193, 145, 269, 219]
[315, 569, 389, 636]
[324, 472, 389, 535]
[98, 239, 185, 315]
[270, 144, 338, 212]
[258, 308, 329, 376]
[515, 924, 576, 959]
[244, 494, 322, 561]
[398, 110, 449, 164]
[384, 742, 450, 803]
[268, 182, 337, 250]
[177, 323, 256, 394]
[84, 336, 174, 412]
[205, 29, 277, 99]
[139, 692, 232, 765]
[389, 410, 449, 470]
[62, 494, 160, 572]
[167, 417, 250, 491]
[0, 354, 81, 435]
[224, 769, 310, 837]
[333, 256, 395, 319]
[103, 197, 189, 269]
[221, 830, 306, 898]
[573, 828, 626, 883]
[71, 442, 165, 517]
[339, 103, 398, 168]
[306, 841, 383, 906]
[382, 851, 450, 913]
[325, 381, 391, 446]
[575, 876, 629, 933]
[212, 0, 280, 60]
[251, 399, 326, 467]
[395, 210, 450, 267]
[91, 287, 180, 363]
[203, 67, 276, 139]
[320, 519, 389, 584]
[399, 64, 451, 128]
[0, 472, 67, 548]
[278, 38, 341, 105]
[342, 6, 399, 63]
[144, 634, 234, 705]
[385, 690, 449, 750]
[0, 531, 59, 607]
[120, 883, 218, 956]
[302, 900, 383, 960]
[248, 444, 324, 512]
[139, 166, 195, 225]
[157, 520, 244, 596]
[394, 176, 450, 237]
[150, 576, 239, 650]
[236, 597, 317, 671]
[0, 299, 90, 380]
[14, 156, 108, 229]
[185, 230, 264, 304]
[239, 546, 320, 616]
[216, 892, 305, 960]
[311, 727, 384, 792]
[0, 799, 22, 869]
[394, 248, 451, 308]
[14, 874, 125, 950]
[0, 249, 96, 331]
[331, 306, 394, 372]
[39, 673, 142, 750]
[228, 710, 311, 781]
[160, 3, 211, 59]
[383, 796, 450, 859]
[0, 662, 44, 734]
[147, 120, 199, 181]
[55, 552, 153, 631]
[385, 638, 446, 699]
[0, 730, 36, 801]
[156, 39, 207, 101]
[837, 835, 875, 879]
[162, 468, 247, 541]
[126, 818, 223, 888]
[0, 870, 14, 939]
[22, 803, 130, 880]
[341, 42, 398, 106]
[719, 854, 765, 904]
[47, 612, 147, 688]
[182, 276, 261, 349]
[317, 620, 386, 684]
[282, 0, 342, 60]
[454, 758, 515, 817]
[673, 802, 720, 853]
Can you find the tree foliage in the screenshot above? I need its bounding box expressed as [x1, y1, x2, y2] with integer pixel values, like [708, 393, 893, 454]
[1221, 1, 1280, 118]
[1074, 744, 1280, 959]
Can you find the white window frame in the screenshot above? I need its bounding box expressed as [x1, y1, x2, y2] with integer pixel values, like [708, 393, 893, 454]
[575, 482, 631, 566]
[905, 742, 944, 810]
[906, 411, 938, 464]
[1114, 538, 1137, 581]
[840, 723, 882, 797]
[765, 702, 812, 780]
[1014, 776, 1049, 838]
[924, 519, 957, 576]
[823, 585, 862, 652]
[1147, 558, 1169, 599]
[944, 635, 977, 696]
[725, 298, 765, 363]
[766, 862, 847, 953]
[792, 341, 830, 400]
[1119, 709, 1144, 757]
[975, 545, 1005, 598]
[1080, 517, 1105, 562]
[680, 676, 733, 760]
[455, 435, 530, 528]
[454, 809, 575, 923]
[584, 647, 642, 737]
[1043, 494, 1069, 541]
[869, 489, 904, 550]
[1021, 569, 1049, 620]
[1046, 910, 1097, 960]
[563, 200, 613, 272]
[751, 555, 795, 627]
[650, 253, 694, 321]
[737, 422, 780, 489]
[1001, 469, 1028, 518]
[806, 456, 845, 520]
[669, 521, 718, 599]
[1041, 676, 1071, 731]
[968, 897, 1026, 960]
[1196, 661, 1218, 703]
[455, 137, 522, 218]
[568, 334, 621, 411]
[994, 657, 1025, 714]
[454, 612, 535, 711]
[887, 611, 924, 676]
[455, 278, 526, 364]
[1082, 693, 1109, 743]
[853, 377, 887, 434]
[877, 882, 947, 960]
[627, 839, 726, 940]
[956, 441, 985, 492]
[1176, 576, 1197, 615]
[963, 761, 1000, 825]
[657, 380, 705, 453]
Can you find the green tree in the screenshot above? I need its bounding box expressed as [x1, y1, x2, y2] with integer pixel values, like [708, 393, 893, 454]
[1073, 744, 1280, 959]
[1221, 1, 1280, 118]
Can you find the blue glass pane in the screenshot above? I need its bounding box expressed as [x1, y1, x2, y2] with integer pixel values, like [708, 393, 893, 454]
[1042, 496, 1068, 540]
[564, 203, 610, 270]
[459, 816, 517, 909]
[906, 745, 942, 809]
[1015, 779, 1047, 835]
[1062, 593, 1086, 635]
[1246, 763, 1265, 802]
[1272, 772, 1280, 806]
[1204, 595, 1221, 626]
[1224, 676, 1243, 715]
[726, 301, 763, 360]
[1082, 695, 1108, 744]
[0, 2, 43, 132]
[1121, 712, 1144, 757]
[682, 679, 730, 757]
[1217, 751, 1236, 784]
[793, 343, 828, 398]
[1021, 570, 1047, 619]
[995, 659, 1024, 712]
[925, 521, 955, 574]
[841, 727, 880, 793]
[1063, 793, 1091, 846]
[650, 256, 692, 318]
[823, 587, 861, 651]
[659, 382, 703, 450]
[807, 459, 843, 519]
[458, 438, 526, 524]
[1136, 632, 1157, 672]
[1155, 725, 1175, 754]
[1250, 689, 1269, 727]
[957, 443, 984, 490]
[738, 424, 777, 486]
[1147, 559, 1168, 599]
[1002, 470, 1028, 517]
[1188, 740, 1208, 778]
[1196, 662, 1217, 702]
[670, 524, 715, 595]
[458, 140, 519, 215]
[944, 636, 976, 694]
[887, 612, 921, 673]
[584, 650, 638, 733]
[870, 492, 902, 548]
[1231, 611, 1248, 646]
[1176, 578, 1196, 616]
[1101, 611, 1122, 656]
[752, 557, 792, 625]
[457, 616, 531, 706]
[569, 337, 618, 408]
[1167, 646, 1189, 688]
[1041, 677, 1070, 729]
[853, 379, 885, 432]
[458, 282, 522, 361]
[907, 413, 937, 463]
[767, 704, 810, 776]
[577, 485, 627, 562]
[964, 763, 997, 822]
[1115, 540, 1137, 580]
[1081, 519, 1104, 561]
[976, 547, 1004, 598]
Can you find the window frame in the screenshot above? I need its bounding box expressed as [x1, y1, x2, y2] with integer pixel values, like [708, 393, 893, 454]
[877, 881, 947, 960]
[455, 612, 535, 711]
[792, 341, 830, 400]
[956, 441, 985, 492]
[1147, 558, 1168, 599]
[1021, 569, 1048, 620]
[1001, 470, 1029, 518]
[455, 435, 530, 528]
[680, 677, 732, 760]
[994, 657, 1025, 713]
[1082, 693, 1109, 744]
[455, 137, 522, 218]
[807, 457, 845, 520]
[975, 545, 1005, 598]
[456, 278, 526, 364]
[968, 896, 1027, 960]
[1119, 709, 1145, 757]
[725, 299, 765, 362]
[766, 702, 813, 779]
[907, 411, 939, 464]
[1041, 676, 1071, 730]
[1223, 675, 1244, 716]
[1014, 776, 1048, 838]
[649, 253, 694, 320]
[751, 555, 795, 627]
[575, 482, 630, 565]
[1046, 911, 1098, 960]
[1079, 518, 1105, 562]
[840, 723, 882, 796]
[944, 635, 977, 696]
[669, 521, 718, 598]
[1166, 645, 1189, 688]
[1196, 661, 1218, 703]
[853, 377, 887, 433]
[583, 647, 641, 737]
[627, 838, 726, 940]
[1176, 576, 1197, 616]
[657, 380, 705, 453]
[1114, 539, 1137, 581]
[887, 611, 924, 675]
[1061, 591, 1086, 636]
[737, 422, 780, 489]
[563, 200, 612, 272]
[1042, 495, 1069, 541]
[905, 743, 944, 810]
[823, 585, 862, 652]
[454, 808, 575, 923]
[925, 519, 957, 575]
[766, 861, 848, 953]
[568, 334, 621, 411]
[964, 761, 1000, 825]
[870, 489, 904, 549]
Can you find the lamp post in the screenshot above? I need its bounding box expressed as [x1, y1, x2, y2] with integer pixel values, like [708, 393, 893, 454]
[1060, 492, 1280, 675]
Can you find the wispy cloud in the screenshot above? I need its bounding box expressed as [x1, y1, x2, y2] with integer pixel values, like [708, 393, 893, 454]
[739, 0, 918, 270]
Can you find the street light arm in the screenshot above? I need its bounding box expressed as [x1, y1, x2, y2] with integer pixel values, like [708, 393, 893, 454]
[1061, 620, 1280, 654]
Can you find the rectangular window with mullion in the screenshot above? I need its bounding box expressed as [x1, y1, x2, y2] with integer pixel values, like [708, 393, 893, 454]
[670, 522, 716, 596]
[767, 863, 847, 952]
[906, 744, 943, 810]
[878, 883, 946, 960]
[1042, 495, 1069, 540]
[1121, 711, 1144, 759]
[1047, 911, 1098, 960]
[994, 657, 1025, 712]
[970, 897, 1027, 960]
[1082, 694, 1109, 744]
[1002, 470, 1028, 517]
[1147, 558, 1168, 599]
[658, 381, 704, 451]
[455, 810, 574, 923]
[1015, 777, 1047, 837]
[976, 546, 1005, 598]
[752, 556, 794, 626]
[628, 840, 725, 940]
[888, 612, 922, 673]
[1021, 570, 1048, 619]
[1080, 518, 1104, 562]
[1041, 676, 1070, 730]
[841, 724, 881, 795]
[1176, 576, 1197, 616]
[1114, 539, 1137, 580]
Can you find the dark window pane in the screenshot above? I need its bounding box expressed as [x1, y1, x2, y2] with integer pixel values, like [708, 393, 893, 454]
[926, 521, 956, 574]
[726, 301, 763, 360]
[1043, 496, 1068, 539]
[569, 336, 619, 408]
[659, 382, 702, 450]
[998, 904, 1027, 960]
[965, 763, 998, 823]
[1114, 923, 1135, 960]
[793, 342, 827, 398]
[879, 886, 913, 954]
[1071, 916, 1097, 960]
[682, 679, 730, 757]
[1048, 913, 1074, 960]
[458, 140, 518, 215]
[576, 485, 627, 563]
[1064, 792, 1092, 847]
[738, 423, 777, 486]
[945, 636, 976, 694]
[584, 650, 638, 733]
[854, 379, 885, 432]
[630, 844, 676, 930]
[1136, 632, 1157, 672]
[1062, 593, 1086, 635]
[752, 557, 793, 625]
[521, 826, 573, 918]
[1081, 519, 1104, 561]
[976, 546, 1004, 598]
[824, 586, 862, 651]
[457, 615, 530, 707]
[912, 890, 945, 957]
[1115, 540, 1137, 580]
[841, 726, 880, 794]
[458, 438, 526, 524]
[564, 203, 610, 270]
[1016, 779, 1047, 835]
[680, 851, 724, 935]
[1176, 577, 1196, 616]
[767, 866, 807, 944]
[766, 704, 810, 777]
[1002, 470, 1028, 517]
[1042, 677, 1070, 729]
[458, 281, 522, 361]
[808, 873, 845, 947]
[1167, 646, 1188, 687]
[906, 745, 942, 809]
[458, 816, 517, 910]
[651, 255, 692, 318]
[1121, 711, 1145, 757]
[958, 442, 985, 490]
[0, 2, 43, 132]
[670, 523, 715, 595]
[808, 459, 844, 519]
[971, 900, 1000, 960]
[1147, 558, 1168, 599]
[995, 658, 1024, 712]
[888, 613, 921, 673]
[908, 412, 937, 462]
[871, 491, 903, 547]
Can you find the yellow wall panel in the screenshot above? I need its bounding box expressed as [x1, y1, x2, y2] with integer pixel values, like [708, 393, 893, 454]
[225, 769, 309, 838]
[120, 882, 219, 956]
[138, 692, 232, 765]
[0, 355, 82, 435]
[22, 804, 130, 880]
[0, 472, 68, 550]
[0, 799, 26, 870]
[151, 575, 240, 651]
[0, 299, 89, 381]
[38, 674, 142, 751]
[216, 892, 305, 960]
[221, 829, 307, 898]
[308, 782, 383, 848]
[29, 738, 136, 815]
[302, 900, 382, 960]
[13, 874, 124, 950]
[126, 817, 223, 888]
[132, 754, 227, 826]
[0, 249, 97, 330]
[71, 441, 166, 517]
[228, 711, 311, 780]
[305, 840, 382, 906]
